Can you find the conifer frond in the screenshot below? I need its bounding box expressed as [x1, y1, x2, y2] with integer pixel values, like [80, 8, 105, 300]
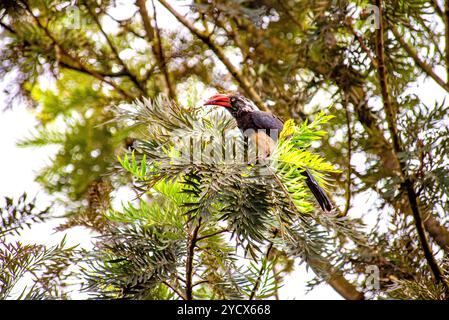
[91, 97, 357, 299]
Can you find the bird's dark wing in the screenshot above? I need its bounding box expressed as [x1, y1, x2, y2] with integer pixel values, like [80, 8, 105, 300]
[251, 111, 284, 132]
[250, 111, 333, 212]
[301, 168, 333, 212]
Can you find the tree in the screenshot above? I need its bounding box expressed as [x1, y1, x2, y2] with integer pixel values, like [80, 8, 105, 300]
[1, 0, 448, 300]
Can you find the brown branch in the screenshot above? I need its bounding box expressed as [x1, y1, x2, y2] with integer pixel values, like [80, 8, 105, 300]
[308, 255, 365, 300]
[136, 0, 177, 101]
[185, 217, 201, 300]
[375, 0, 449, 293]
[345, 19, 378, 69]
[270, 168, 364, 299]
[343, 92, 352, 216]
[0, 20, 16, 34]
[158, 0, 268, 112]
[445, 0, 449, 82]
[136, 0, 155, 42]
[20, 0, 134, 100]
[57, 61, 128, 77]
[151, 0, 177, 101]
[337, 65, 449, 253]
[0, 18, 133, 82]
[390, 24, 449, 92]
[374, 2, 399, 152]
[162, 280, 186, 300]
[353, 144, 449, 253]
[249, 239, 275, 300]
[424, 217, 449, 252]
[85, 2, 146, 94]
[211, 14, 250, 64]
[431, 0, 444, 18]
[192, 279, 209, 287]
[314, 49, 449, 256]
[302, 2, 449, 258]
[415, 14, 445, 59]
[196, 228, 228, 242]
[403, 178, 449, 285]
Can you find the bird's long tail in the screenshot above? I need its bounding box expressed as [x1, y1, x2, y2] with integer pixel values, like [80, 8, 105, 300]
[301, 168, 333, 212]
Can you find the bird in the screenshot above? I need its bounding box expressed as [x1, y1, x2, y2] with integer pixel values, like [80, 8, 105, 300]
[203, 93, 333, 212]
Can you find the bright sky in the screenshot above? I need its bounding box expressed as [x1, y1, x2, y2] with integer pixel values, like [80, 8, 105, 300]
[1, 0, 447, 300]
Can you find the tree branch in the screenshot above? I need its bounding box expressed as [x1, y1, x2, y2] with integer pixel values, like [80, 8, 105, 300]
[20, 0, 135, 100]
[162, 280, 186, 300]
[196, 228, 228, 242]
[343, 92, 352, 216]
[0, 17, 135, 84]
[375, 0, 449, 293]
[158, 0, 268, 112]
[270, 168, 364, 299]
[375, 2, 398, 152]
[390, 24, 449, 92]
[431, 0, 444, 18]
[444, 0, 449, 82]
[249, 239, 275, 300]
[151, 0, 177, 102]
[136, 0, 177, 101]
[308, 255, 365, 300]
[185, 217, 201, 300]
[0, 20, 16, 34]
[345, 19, 378, 69]
[85, 2, 146, 94]
[57, 61, 128, 77]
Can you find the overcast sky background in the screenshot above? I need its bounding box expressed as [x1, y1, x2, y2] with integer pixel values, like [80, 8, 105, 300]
[0, 0, 447, 300]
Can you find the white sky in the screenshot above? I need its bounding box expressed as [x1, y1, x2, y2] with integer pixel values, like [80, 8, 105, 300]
[1, 0, 448, 300]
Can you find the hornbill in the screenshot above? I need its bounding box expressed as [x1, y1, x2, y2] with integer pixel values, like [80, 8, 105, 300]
[204, 93, 333, 212]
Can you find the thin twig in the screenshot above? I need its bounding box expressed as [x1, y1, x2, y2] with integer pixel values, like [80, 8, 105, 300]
[20, 0, 134, 100]
[136, 0, 176, 101]
[345, 19, 378, 69]
[151, 0, 177, 102]
[390, 24, 449, 93]
[415, 14, 445, 59]
[0, 20, 15, 34]
[374, 1, 398, 151]
[192, 279, 209, 288]
[85, 2, 146, 94]
[444, 0, 449, 82]
[431, 0, 444, 18]
[249, 238, 275, 300]
[157, 0, 268, 112]
[196, 229, 229, 242]
[58, 61, 128, 77]
[162, 280, 186, 300]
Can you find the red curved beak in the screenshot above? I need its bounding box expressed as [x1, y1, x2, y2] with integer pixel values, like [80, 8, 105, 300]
[203, 94, 231, 108]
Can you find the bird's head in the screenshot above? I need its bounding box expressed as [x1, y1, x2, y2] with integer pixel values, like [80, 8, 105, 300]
[203, 93, 258, 116]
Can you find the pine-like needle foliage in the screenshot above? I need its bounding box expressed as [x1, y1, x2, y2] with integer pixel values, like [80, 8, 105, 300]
[82, 97, 362, 299]
[0, 194, 79, 299]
